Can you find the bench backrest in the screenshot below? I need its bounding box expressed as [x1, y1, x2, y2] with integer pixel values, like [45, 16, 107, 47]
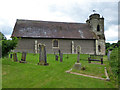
[90, 55, 103, 60]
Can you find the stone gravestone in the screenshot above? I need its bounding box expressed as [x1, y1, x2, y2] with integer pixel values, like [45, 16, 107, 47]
[107, 49, 112, 60]
[55, 55, 58, 61]
[13, 53, 18, 62]
[73, 51, 81, 70]
[58, 49, 61, 56]
[19, 52, 27, 63]
[60, 53, 63, 62]
[10, 54, 12, 58]
[38, 44, 49, 65]
[77, 52, 80, 63]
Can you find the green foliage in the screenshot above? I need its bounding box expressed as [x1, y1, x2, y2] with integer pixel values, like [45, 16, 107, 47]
[105, 41, 119, 55]
[2, 37, 18, 57]
[105, 43, 111, 49]
[0, 32, 7, 40]
[105, 43, 111, 55]
[109, 47, 119, 85]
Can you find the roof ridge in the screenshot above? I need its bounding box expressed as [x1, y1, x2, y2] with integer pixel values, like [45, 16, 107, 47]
[16, 19, 86, 24]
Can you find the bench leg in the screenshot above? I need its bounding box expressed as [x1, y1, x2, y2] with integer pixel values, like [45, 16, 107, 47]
[88, 57, 91, 63]
[101, 58, 103, 64]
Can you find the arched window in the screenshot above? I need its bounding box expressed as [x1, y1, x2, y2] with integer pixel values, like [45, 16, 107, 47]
[53, 39, 59, 48]
[98, 45, 101, 52]
[97, 25, 100, 31]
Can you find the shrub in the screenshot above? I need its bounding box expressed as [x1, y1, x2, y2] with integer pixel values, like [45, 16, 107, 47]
[109, 47, 119, 84]
[0, 32, 18, 57]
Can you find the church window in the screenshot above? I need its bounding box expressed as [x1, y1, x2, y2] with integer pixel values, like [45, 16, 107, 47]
[52, 39, 59, 48]
[98, 45, 101, 52]
[97, 25, 100, 31]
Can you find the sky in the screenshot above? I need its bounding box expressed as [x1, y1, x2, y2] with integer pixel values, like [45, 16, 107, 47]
[0, 0, 119, 43]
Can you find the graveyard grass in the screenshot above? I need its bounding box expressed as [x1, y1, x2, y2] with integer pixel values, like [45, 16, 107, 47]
[2, 53, 117, 88]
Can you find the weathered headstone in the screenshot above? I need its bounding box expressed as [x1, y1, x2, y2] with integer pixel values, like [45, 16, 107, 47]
[55, 55, 58, 61]
[77, 52, 80, 63]
[58, 49, 61, 56]
[60, 53, 63, 62]
[107, 49, 112, 60]
[38, 44, 49, 65]
[13, 53, 18, 62]
[73, 51, 81, 70]
[19, 52, 27, 63]
[10, 54, 12, 58]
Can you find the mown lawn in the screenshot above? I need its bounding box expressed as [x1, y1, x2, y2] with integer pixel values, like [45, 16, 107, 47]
[2, 53, 117, 88]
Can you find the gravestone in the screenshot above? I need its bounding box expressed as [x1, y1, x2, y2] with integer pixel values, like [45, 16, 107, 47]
[107, 49, 112, 60]
[60, 53, 63, 62]
[10, 54, 12, 58]
[19, 52, 27, 63]
[38, 44, 49, 65]
[55, 55, 58, 61]
[73, 51, 81, 70]
[58, 49, 61, 56]
[13, 53, 18, 62]
[77, 52, 80, 63]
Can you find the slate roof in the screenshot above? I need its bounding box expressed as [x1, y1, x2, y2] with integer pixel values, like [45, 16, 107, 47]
[12, 19, 98, 39]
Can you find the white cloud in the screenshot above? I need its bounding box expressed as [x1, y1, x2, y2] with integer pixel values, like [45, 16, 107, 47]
[105, 25, 118, 41]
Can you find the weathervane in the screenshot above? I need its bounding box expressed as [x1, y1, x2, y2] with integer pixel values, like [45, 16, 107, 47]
[93, 10, 96, 13]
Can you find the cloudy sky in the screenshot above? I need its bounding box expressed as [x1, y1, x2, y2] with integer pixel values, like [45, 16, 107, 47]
[0, 0, 119, 43]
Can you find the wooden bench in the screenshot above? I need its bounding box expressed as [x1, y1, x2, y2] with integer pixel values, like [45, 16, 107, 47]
[88, 55, 103, 64]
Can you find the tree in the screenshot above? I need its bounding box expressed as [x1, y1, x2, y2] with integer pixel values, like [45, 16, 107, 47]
[105, 43, 111, 49]
[0, 32, 7, 40]
[0, 32, 18, 57]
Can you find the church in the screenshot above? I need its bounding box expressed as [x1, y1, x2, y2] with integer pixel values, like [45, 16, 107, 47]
[11, 13, 105, 55]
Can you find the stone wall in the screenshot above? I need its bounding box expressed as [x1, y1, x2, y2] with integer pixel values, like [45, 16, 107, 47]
[14, 38, 96, 54]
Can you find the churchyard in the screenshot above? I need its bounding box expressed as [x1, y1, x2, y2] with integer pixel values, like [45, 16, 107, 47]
[2, 52, 117, 88]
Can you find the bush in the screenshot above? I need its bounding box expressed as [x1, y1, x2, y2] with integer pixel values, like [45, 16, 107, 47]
[0, 32, 18, 57]
[109, 47, 119, 84]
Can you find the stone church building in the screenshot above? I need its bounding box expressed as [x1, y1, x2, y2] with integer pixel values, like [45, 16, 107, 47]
[11, 13, 105, 55]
